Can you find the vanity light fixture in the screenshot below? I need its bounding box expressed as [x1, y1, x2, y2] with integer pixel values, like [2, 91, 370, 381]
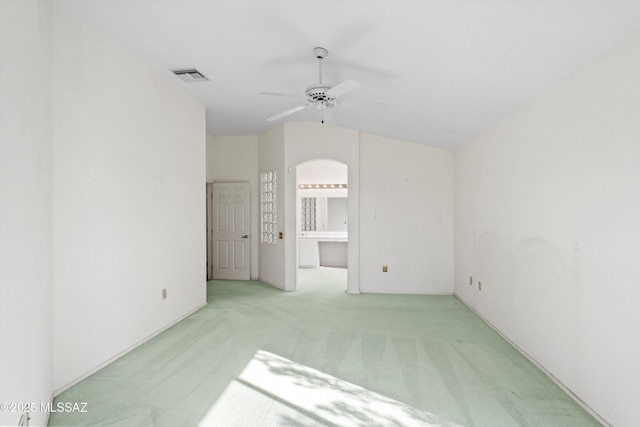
[298, 184, 348, 189]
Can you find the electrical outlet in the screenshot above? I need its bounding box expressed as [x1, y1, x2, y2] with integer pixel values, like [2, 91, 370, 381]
[382, 265, 388, 273]
[162, 288, 167, 299]
[469, 276, 473, 285]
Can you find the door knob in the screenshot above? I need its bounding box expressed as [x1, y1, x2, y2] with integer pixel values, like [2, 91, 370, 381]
[241, 235, 249, 239]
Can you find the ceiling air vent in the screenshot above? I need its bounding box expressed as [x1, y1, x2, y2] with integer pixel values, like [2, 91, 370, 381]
[172, 69, 208, 83]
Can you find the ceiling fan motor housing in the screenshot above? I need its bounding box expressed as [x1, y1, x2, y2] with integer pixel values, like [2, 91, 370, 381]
[306, 83, 334, 109]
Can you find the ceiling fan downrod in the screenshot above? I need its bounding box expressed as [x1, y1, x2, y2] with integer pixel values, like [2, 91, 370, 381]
[314, 47, 329, 123]
[314, 47, 328, 85]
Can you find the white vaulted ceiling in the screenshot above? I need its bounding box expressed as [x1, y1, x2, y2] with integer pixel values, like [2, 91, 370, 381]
[54, 0, 640, 149]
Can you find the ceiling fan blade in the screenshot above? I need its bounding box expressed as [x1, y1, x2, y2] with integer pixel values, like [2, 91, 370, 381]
[266, 104, 309, 122]
[337, 98, 388, 110]
[326, 79, 362, 99]
[260, 91, 305, 99]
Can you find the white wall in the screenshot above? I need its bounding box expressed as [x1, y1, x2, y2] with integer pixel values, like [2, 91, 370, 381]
[454, 32, 640, 426]
[284, 122, 360, 293]
[52, 6, 206, 392]
[360, 133, 454, 294]
[297, 159, 348, 184]
[253, 122, 453, 294]
[257, 125, 286, 289]
[207, 134, 259, 279]
[0, 1, 53, 425]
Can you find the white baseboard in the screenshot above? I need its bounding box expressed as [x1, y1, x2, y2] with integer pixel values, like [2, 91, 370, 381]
[258, 278, 288, 291]
[453, 293, 610, 427]
[360, 289, 454, 295]
[53, 302, 207, 397]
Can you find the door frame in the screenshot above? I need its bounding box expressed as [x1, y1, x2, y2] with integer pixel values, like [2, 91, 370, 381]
[294, 159, 355, 292]
[206, 182, 214, 280]
[209, 181, 251, 280]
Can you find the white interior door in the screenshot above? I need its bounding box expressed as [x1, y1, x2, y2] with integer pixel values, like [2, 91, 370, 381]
[206, 183, 214, 280]
[212, 182, 250, 280]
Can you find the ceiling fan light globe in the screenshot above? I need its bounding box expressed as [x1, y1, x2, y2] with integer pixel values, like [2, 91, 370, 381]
[315, 99, 330, 110]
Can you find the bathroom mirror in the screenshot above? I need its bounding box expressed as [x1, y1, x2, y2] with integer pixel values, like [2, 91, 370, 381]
[301, 197, 348, 232]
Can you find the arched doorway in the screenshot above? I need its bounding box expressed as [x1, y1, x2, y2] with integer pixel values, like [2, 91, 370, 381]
[295, 159, 348, 292]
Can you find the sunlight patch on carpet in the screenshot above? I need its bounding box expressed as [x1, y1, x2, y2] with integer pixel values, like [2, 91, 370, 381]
[199, 350, 465, 426]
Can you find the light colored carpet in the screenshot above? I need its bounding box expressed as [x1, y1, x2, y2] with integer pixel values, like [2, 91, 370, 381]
[50, 268, 600, 426]
[296, 266, 347, 293]
[199, 350, 463, 427]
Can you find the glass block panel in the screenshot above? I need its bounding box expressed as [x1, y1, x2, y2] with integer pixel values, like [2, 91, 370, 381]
[260, 170, 278, 244]
[301, 197, 317, 231]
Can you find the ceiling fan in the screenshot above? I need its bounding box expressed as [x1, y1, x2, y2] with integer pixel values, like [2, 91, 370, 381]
[261, 47, 386, 124]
